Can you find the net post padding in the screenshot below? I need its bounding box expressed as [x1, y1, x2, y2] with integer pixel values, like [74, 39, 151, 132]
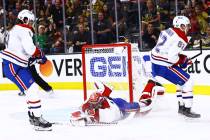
[82, 43, 133, 103]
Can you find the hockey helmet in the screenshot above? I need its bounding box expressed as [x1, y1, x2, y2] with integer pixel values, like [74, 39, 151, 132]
[17, 9, 35, 25]
[173, 16, 190, 33]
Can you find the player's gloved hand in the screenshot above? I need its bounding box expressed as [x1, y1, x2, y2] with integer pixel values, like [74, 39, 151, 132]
[176, 54, 192, 68]
[28, 57, 37, 66]
[32, 47, 47, 64]
[37, 55, 47, 64]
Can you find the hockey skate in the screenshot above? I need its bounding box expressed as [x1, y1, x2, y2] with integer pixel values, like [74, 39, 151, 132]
[178, 103, 201, 118]
[178, 102, 184, 114]
[28, 111, 52, 131]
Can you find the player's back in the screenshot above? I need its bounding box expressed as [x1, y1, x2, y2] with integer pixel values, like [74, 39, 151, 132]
[0, 25, 36, 67]
[151, 28, 188, 66]
[6, 26, 25, 53]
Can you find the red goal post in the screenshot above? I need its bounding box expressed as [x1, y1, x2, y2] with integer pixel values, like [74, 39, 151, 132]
[82, 43, 135, 102]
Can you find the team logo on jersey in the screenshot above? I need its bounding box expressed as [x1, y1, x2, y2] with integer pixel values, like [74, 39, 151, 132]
[39, 60, 53, 77]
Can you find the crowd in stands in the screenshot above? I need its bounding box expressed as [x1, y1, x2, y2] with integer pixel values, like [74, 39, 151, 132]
[0, 0, 210, 54]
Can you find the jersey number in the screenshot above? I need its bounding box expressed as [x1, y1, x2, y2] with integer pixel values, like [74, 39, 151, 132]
[155, 33, 167, 52]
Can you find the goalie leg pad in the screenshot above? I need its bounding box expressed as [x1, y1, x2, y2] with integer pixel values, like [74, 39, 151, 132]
[152, 86, 165, 96]
[141, 79, 156, 96]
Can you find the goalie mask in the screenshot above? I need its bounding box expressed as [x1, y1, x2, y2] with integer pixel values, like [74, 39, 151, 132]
[88, 92, 102, 104]
[17, 9, 35, 26]
[173, 16, 191, 34]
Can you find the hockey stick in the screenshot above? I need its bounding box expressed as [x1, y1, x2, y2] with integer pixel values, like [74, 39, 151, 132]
[52, 121, 118, 126]
[189, 40, 202, 60]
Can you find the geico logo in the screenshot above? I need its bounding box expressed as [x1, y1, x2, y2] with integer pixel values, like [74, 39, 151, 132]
[90, 56, 127, 77]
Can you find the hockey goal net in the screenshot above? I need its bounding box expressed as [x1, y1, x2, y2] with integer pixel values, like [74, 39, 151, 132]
[82, 43, 144, 103]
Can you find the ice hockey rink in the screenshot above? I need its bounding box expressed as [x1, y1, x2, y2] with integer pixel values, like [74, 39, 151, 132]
[0, 90, 210, 140]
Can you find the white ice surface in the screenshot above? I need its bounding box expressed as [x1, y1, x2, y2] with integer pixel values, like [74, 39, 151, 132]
[0, 90, 210, 140]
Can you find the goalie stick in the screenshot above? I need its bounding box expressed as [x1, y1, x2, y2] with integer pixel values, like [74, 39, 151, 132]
[52, 111, 137, 127]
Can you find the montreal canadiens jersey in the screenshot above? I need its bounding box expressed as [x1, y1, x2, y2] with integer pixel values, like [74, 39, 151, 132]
[151, 28, 189, 66]
[0, 24, 36, 67]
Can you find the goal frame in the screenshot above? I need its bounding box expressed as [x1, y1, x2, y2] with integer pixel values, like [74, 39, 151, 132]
[82, 43, 133, 102]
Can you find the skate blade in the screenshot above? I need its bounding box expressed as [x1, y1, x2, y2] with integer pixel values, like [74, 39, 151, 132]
[178, 113, 201, 121]
[34, 126, 52, 131]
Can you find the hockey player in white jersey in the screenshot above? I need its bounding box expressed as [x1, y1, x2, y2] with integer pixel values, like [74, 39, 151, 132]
[70, 81, 156, 126]
[0, 9, 52, 130]
[140, 16, 200, 118]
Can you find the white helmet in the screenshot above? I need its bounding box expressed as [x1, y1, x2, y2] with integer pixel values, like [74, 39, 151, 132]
[17, 9, 35, 25]
[173, 16, 190, 33]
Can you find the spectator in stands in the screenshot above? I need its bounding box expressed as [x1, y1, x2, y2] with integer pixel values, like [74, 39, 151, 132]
[188, 8, 200, 39]
[109, 1, 126, 37]
[72, 23, 90, 53]
[37, 9, 50, 26]
[35, 25, 49, 54]
[94, 11, 112, 44]
[72, 15, 89, 33]
[203, 0, 210, 23]
[65, 27, 74, 53]
[66, 1, 75, 18]
[141, 0, 159, 31]
[157, 0, 170, 29]
[102, 4, 111, 21]
[194, 5, 208, 34]
[202, 25, 210, 46]
[46, 0, 64, 30]
[69, 0, 84, 18]
[92, 0, 104, 14]
[12, 2, 22, 17]
[5, 11, 16, 30]
[50, 30, 64, 54]
[44, 0, 53, 16]
[142, 23, 160, 50]
[45, 22, 63, 54]
[50, 29, 64, 54]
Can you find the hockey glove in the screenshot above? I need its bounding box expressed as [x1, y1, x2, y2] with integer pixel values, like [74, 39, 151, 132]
[37, 55, 47, 64]
[32, 47, 47, 64]
[176, 54, 192, 69]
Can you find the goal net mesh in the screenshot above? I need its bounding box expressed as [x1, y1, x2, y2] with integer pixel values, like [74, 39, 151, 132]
[82, 43, 145, 102]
